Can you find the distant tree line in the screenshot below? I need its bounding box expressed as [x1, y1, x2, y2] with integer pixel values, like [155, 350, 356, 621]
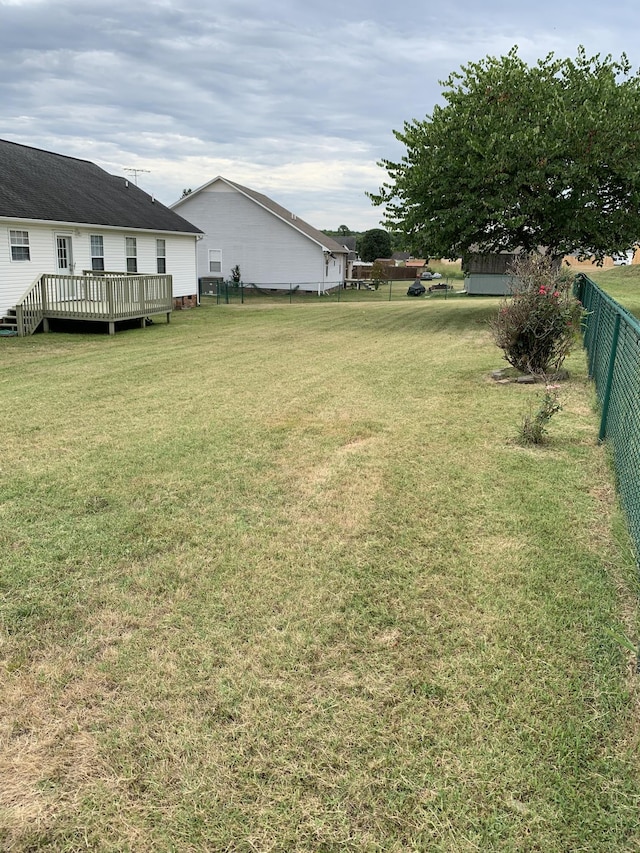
[321, 227, 410, 261]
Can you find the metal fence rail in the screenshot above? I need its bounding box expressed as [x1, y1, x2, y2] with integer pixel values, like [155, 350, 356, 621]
[575, 273, 640, 563]
[204, 279, 462, 305]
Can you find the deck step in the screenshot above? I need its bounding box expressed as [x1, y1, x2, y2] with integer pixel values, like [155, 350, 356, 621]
[1, 305, 18, 336]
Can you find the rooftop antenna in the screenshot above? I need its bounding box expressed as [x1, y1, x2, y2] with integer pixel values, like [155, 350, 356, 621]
[124, 167, 150, 186]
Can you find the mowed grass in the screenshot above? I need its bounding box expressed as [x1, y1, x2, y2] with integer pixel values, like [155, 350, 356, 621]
[0, 298, 638, 851]
[588, 263, 640, 318]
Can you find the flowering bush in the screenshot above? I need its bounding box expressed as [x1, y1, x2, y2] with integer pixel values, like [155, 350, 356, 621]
[489, 254, 583, 376]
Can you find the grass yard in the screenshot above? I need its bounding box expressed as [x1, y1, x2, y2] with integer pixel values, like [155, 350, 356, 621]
[1, 297, 638, 851]
[588, 263, 640, 318]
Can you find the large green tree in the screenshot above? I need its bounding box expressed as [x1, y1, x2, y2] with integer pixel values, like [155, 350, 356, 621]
[370, 47, 640, 261]
[358, 228, 392, 262]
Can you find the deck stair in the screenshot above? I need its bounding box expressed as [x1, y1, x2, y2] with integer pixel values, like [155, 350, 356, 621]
[0, 307, 18, 336]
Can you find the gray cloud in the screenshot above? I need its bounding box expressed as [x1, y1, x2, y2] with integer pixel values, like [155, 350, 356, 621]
[0, 0, 639, 228]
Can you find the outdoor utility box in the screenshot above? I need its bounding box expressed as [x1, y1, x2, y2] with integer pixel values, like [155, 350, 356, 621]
[199, 276, 223, 296]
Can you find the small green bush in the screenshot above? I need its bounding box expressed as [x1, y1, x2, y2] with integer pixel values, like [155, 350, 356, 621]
[518, 385, 562, 445]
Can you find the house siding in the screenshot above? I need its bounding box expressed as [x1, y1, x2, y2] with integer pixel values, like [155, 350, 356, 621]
[464, 273, 517, 295]
[0, 221, 198, 315]
[175, 183, 344, 291]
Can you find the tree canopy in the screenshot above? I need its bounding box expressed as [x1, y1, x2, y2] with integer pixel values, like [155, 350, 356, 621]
[358, 228, 392, 262]
[370, 47, 640, 261]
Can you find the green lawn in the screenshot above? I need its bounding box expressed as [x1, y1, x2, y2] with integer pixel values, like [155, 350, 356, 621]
[1, 298, 638, 851]
[586, 263, 640, 318]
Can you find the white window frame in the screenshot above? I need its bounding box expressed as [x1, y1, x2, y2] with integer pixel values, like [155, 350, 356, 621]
[9, 229, 30, 262]
[156, 239, 166, 274]
[209, 249, 222, 274]
[125, 236, 137, 273]
[90, 235, 105, 271]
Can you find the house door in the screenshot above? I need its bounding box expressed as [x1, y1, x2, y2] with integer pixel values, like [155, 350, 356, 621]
[56, 234, 74, 275]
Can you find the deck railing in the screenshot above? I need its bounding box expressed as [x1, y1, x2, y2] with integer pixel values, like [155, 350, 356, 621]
[14, 273, 173, 335]
[14, 275, 45, 336]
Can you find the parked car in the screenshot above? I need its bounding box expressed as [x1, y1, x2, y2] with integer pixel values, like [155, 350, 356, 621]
[420, 271, 443, 280]
[407, 282, 426, 296]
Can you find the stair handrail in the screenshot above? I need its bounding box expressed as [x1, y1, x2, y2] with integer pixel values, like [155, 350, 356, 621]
[14, 274, 46, 336]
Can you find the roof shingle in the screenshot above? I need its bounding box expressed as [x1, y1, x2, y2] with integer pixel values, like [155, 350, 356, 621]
[0, 139, 201, 234]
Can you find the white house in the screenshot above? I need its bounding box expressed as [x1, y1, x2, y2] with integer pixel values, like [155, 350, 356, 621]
[170, 177, 348, 294]
[0, 139, 202, 329]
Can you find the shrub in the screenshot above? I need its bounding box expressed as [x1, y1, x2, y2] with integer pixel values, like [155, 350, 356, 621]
[489, 254, 583, 376]
[371, 260, 389, 288]
[518, 385, 562, 445]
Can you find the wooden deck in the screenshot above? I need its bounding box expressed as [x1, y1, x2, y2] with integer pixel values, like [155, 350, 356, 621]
[14, 273, 173, 335]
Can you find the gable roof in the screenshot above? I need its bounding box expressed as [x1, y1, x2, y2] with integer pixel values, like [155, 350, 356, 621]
[172, 176, 347, 254]
[0, 139, 202, 234]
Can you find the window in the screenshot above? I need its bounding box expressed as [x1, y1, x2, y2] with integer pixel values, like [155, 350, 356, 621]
[125, 236, 137, 273]
[10, 229, 30, 261]
[156, 239, 166, 274]
[90, 235, 105, 271]
[209, 249, 222, 273]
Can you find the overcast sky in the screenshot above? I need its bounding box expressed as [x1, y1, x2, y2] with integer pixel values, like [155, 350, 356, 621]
[1, 0, 639, 230]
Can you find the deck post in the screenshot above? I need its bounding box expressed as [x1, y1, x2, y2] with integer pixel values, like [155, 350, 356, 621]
[42, 317, 50, 333]
[15, 304, 24, 337]
[108, 321, 115, 335]
[40, 275, 48, 313]
[106, 277, 114, 318]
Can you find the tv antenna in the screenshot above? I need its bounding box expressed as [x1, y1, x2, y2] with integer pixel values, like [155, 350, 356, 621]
[124, 167, 150, 186]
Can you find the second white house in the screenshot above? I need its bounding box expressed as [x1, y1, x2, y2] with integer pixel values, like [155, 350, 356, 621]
[171, 177, 348, 295]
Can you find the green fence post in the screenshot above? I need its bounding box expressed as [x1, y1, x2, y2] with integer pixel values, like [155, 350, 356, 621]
[388, 279, 392, 301]
[241, 282, 244, 304]
[598, 312, 621, 443]
[588, 296, 601, 379]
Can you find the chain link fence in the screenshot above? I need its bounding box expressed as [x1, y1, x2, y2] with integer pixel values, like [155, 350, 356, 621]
[202, 279, 463, 305]
[575, 273, 640, 564]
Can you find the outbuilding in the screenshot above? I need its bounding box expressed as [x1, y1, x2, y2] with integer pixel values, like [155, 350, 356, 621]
[170, 177, 348, 295]
[463, 253, 518, 295]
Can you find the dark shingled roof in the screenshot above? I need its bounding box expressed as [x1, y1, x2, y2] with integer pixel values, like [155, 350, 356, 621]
[0, 139, 202, 234]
